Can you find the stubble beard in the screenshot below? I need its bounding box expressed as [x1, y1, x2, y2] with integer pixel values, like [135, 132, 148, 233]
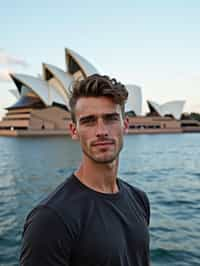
[82, 141, 124, 164]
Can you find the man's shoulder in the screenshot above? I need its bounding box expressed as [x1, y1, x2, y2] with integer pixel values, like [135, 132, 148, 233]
[20, 177, 79, 265]
[26, 174, 89, 228]
[39, 174, 79, 207]
[119, 178, 147, 197]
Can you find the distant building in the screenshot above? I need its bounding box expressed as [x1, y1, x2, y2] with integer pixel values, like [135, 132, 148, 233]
[0, 48, 199, 136]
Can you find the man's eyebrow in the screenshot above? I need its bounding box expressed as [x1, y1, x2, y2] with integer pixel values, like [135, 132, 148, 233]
[79, 112, 120, 122]
[103, 112, 120, 117]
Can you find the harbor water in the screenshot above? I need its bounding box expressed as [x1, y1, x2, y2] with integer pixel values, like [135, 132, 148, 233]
[0, 134, 200, 266]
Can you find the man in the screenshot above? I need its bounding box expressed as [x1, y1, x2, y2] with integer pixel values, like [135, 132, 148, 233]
[20, 74, 150, 266]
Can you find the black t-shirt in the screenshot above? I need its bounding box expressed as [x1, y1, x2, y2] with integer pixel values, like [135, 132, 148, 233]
[20, 174, 150, 266]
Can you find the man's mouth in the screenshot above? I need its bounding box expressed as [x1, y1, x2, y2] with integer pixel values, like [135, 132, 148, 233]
[92, 140, 115, 147]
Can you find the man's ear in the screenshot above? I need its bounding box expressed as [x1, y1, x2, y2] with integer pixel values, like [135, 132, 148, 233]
[69, 121, 79, 140]
[123, 116, 129, 134]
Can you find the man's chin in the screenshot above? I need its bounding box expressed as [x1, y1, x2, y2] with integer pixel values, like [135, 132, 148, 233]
[83, 147, 122, 164]
[92, 154, 118, 164]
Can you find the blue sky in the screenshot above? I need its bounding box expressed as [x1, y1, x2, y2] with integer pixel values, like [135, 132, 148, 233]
[1, 0, 200, 117]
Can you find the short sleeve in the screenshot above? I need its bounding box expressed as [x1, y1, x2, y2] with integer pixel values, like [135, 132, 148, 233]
[142, 191, 150, 226]
[20, 206, 72, 266]
[129, 185, 151, 226]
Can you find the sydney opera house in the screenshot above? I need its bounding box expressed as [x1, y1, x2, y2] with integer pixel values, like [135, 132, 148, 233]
[0, 48, 200, 136]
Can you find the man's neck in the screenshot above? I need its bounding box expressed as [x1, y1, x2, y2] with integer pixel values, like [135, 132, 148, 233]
[75, 158, 119, 194]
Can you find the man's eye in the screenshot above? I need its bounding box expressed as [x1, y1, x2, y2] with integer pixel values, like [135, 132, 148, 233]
[104, 114, 120, 122]
[80, 117, 96, 125]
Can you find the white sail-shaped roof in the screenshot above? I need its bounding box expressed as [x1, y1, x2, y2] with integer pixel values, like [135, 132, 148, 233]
[148, 100, 185, 119]
[125, 85, 142, 115]
[43, 63, 74, 96]
[10, 74, 66, 106]
[9, 89, 20, 99]
[65, 48, 99, 77]
[43, 63, 74, 109]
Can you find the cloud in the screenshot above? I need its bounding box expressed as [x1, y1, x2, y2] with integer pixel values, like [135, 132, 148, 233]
[0, 69, 11, 82]
[0, 49, 29, 82]
[0, 49, 28, 68]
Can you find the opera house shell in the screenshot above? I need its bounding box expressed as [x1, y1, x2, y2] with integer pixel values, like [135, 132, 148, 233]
[147, 100, 186, 120]
[0, 48, 100, 136]
[125, 85, 142, 115]
[0, 48, 199, 136]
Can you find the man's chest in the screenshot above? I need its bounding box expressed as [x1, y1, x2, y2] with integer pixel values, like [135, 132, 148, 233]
[71, 198, 149, 265]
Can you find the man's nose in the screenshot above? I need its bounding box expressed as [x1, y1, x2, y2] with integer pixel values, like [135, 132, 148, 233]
[95, 118, 108, 138]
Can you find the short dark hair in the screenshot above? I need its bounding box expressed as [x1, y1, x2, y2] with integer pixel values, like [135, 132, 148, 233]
[69, 74, 128, 122]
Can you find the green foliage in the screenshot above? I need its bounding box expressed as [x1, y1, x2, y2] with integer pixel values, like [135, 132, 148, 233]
[190, 112, 200, 121]
[181, 112, 200, 121]
[125, 110, 136, 117]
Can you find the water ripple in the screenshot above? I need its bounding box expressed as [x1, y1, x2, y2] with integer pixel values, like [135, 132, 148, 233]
[0, 134, 200, 266]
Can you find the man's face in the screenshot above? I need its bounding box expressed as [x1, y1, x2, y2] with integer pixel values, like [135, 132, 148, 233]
[70, 96, 128, 164]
